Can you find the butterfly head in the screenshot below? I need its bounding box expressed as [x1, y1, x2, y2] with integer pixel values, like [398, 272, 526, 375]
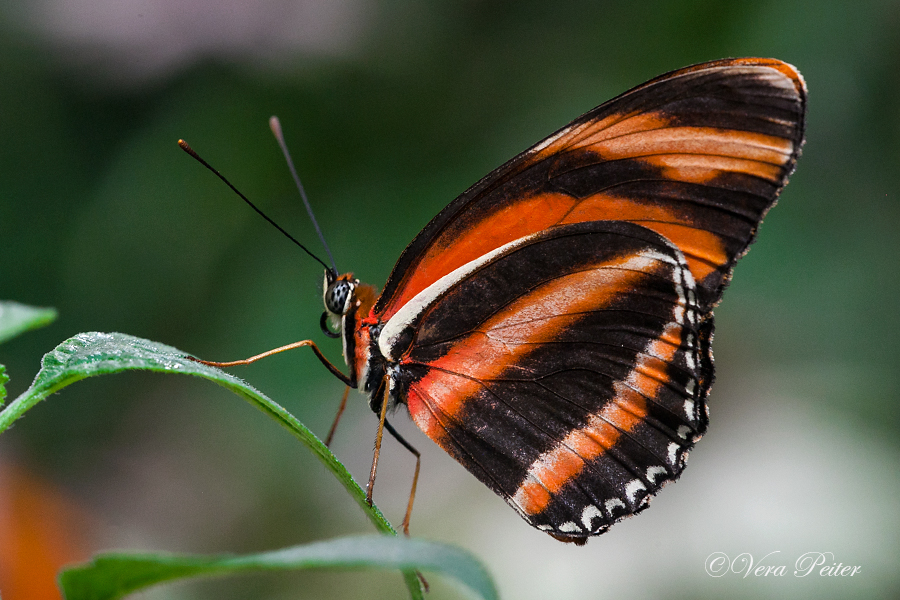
[321, 271, 358, 336]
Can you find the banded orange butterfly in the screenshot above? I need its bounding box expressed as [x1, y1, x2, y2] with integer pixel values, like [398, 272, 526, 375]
[189, 57, 806, 544]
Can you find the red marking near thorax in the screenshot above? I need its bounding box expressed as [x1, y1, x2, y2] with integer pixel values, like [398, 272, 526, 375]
[349, 282, 378, 387]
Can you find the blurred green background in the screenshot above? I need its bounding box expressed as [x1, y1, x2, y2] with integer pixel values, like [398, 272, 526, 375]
[1, 0, 898, 598]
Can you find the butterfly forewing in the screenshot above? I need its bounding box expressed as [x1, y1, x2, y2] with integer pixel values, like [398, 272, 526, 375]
[375, 58, 806, 318]
[386, 221, 708, 540]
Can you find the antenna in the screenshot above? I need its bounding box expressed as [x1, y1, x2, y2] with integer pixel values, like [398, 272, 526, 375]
[178, 139, 335, 276]
[269, 116, 338, 275]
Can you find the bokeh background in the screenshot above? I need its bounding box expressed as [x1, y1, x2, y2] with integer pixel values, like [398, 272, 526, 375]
[1, 0, 898, 598]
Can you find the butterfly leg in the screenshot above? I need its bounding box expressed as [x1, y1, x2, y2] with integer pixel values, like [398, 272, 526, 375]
[382, 419, 429, 592]
[383, 420, 421, 536]
[365, 383, 424, 533]
[366, 383, 391, 506]
[324, 385, 351, 447]
[187, 339, 353, 386]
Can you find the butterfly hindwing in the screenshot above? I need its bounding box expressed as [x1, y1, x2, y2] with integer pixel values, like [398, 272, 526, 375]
[375, 58, 806, 317]
[383, 221, 708, 540]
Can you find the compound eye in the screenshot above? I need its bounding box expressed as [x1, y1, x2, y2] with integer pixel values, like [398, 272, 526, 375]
[324, 280, 354, 315]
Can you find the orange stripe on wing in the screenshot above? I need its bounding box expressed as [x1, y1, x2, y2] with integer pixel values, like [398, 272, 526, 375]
[395, 184, 729, 317]
[643, 153, 784, 184]
[560, 195, 727, 284]
[511, 319, 687, 516]
[405, 251, 669, 448]
[388, 192, 580, 320]
[540, 110, 794, 176]
[588, 126, 794, 166]
[532, 112, 671, 159]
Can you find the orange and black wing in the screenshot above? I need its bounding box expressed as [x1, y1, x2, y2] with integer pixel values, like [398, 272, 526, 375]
[383, 221, 709, 541]
[374, 58, 806, 318]
[372, 58, 806, 540]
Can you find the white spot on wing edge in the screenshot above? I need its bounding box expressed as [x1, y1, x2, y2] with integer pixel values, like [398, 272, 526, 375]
[673, 268, 686, 325]
[581, 505, 602, 530]
[684, 399, 695, 420]
[625, 479, 646, 503]
[684, 334, 696, 369]
[558, 521, 582, 533]
[667, 442, 679, 465]
[646, 466, 668, 484]
[605, 498, 626, 516]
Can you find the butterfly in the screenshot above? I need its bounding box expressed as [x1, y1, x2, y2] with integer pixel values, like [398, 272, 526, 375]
[190, 57, 806, 544]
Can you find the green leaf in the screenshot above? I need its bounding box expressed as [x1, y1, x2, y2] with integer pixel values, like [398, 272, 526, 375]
[59, 535, 498, 600]
[0, 301, 57, 344]
[0, 332, 437, 598]
[0, 364, 7, 405]
[0, 332, 394, 531]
